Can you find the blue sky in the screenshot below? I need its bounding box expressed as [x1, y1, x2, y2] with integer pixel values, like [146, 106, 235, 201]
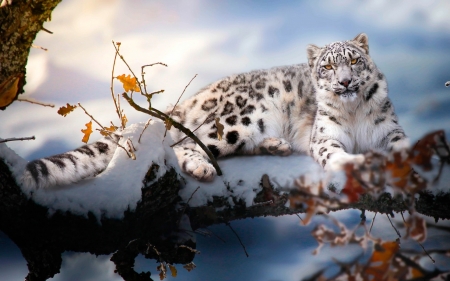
[1, 0, 450, 280]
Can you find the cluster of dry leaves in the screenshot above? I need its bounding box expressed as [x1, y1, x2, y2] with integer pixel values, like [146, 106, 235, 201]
[290, 130, 450, 280]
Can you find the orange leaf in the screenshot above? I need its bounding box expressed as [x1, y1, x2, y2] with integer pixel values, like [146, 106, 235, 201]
[81, 121, 93, 143]
[116, 74, 140, 92]
[168, 264, 177, 277]
[365, 241, 400, 279]
[100, 125, 118, 136]
[57, 103, 77, 117]
[121, 114, 128, 128]
[0, 74, 21, 108]
[385, 152, 412, 189]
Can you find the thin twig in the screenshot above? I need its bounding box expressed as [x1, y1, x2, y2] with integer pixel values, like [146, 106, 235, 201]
[138, 119, 152, 143]
[17, 98, 54, 107]
[169, 74, 197, 118]
[77, 103, 106, 130]
[170, 111, 216, 147]
[122, 93, 222, 176]
[369, 212, 377, 233]
[110, 41, 123, 127]
[295, 213, 304, 222]
[400, 212, 435, 263]
[41, 27, 53, 34]
[177, 186, 201, 228]
[78, 103, 133, 158]
[0, 136, 35, 143]
[386, 214, 401, 238]
[226, 222, 249, 257]
[30, 45, 48, 52]
[141, 62, 167, 96]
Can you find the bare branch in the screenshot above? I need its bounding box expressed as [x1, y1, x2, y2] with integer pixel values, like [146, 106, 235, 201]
[17, 98, 54, 107]
[226, 222, 249, 257]
[0, 136, 35, 143]
[122, 92, 222, 176]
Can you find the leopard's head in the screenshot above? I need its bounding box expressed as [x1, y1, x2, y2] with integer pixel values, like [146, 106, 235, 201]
[307, 33, 381, 102]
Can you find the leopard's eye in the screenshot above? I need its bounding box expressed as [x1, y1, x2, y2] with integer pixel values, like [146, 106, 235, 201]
[351, 58, 358, 65]
[324, 65, 332, 70]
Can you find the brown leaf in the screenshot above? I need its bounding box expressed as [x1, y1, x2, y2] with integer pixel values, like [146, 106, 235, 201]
[215, 118, 224, 141]
[341, 163, 365, 203]
[57, 103, 77, 117]
[183, 262, 196, 272]
[0, 74, 21, 108]
[405, 214, 427, 243]
[81, 121, 93, 143]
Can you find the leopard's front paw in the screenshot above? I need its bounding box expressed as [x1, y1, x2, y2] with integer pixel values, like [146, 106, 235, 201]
[183, 160, 216, 182]
[326, 153, 365, 172]
[257, 137, 292, 156]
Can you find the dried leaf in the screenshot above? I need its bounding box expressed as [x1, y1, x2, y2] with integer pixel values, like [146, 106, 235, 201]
[81, 121, 93, 143]
[183, 262, 196, 272]
[215, 117, 224, 141]
[364, 241, 400, 279]
[405, 214, 427, 243]
[165, 118, 173, 131]
[121, 114, 128, 128]
[100, 125, 118, 136]
[57, 103, 77, 117]
[116, 74, 140, 92]
[341, 163, 366, 203]
[156, 263, 166, 280]
[0, 74, 21, 107]
[168, 264, 177, 277]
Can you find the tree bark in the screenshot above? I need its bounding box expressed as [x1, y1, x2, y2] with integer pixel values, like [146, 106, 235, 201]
[0, 0, 61, 109]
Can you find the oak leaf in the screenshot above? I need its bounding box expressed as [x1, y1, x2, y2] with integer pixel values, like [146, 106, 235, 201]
[100, 125, 118, 136]
[57, 103, 77, 117]
[116, 74, 140, 92]
[215, 118, 224, 141]
[81, 121, 93, 143]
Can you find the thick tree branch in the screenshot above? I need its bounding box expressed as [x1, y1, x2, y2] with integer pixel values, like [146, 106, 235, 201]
[0, 0, 62, 109]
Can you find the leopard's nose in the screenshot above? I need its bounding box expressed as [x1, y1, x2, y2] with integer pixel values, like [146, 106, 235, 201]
[339, 79, 351, 88]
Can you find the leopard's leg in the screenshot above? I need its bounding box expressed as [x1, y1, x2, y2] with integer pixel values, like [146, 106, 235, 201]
[255, 137, 292, 156]
[173, 145, 216, 182]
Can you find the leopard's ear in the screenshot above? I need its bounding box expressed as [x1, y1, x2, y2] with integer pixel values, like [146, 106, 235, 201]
[306, 44, 321, 68]
[352, 33, 369, 54]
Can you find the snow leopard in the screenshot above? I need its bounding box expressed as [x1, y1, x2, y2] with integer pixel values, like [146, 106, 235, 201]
[19, 33, 408, 189]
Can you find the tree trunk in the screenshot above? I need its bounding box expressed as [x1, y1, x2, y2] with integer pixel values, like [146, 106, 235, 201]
[0, 0, 61, 109]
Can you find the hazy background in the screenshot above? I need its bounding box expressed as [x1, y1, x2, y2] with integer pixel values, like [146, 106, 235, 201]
[1, 0, 450, 280]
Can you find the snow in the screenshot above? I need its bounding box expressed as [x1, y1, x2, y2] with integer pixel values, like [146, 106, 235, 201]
[1, 120, 179, 219]
[0, 119, 448, 220]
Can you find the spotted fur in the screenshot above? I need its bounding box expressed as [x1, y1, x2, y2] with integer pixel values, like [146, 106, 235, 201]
[19, 33, 408, 188]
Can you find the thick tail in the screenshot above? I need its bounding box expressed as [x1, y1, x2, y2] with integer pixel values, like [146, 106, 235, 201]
[19, 134, 121, 190]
